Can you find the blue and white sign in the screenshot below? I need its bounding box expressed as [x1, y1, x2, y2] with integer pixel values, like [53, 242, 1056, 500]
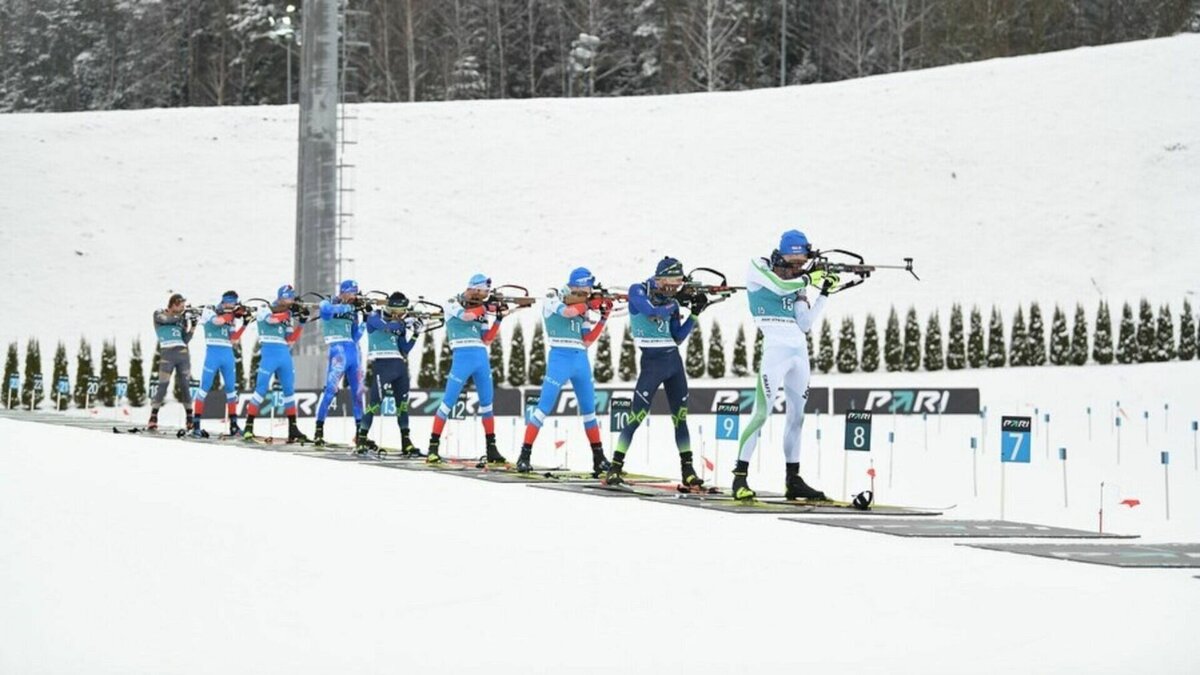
[116, 376, 128, 400]
[56, 376, 69, 395]
[381, 382, 397, 416]
[270, 380, 283, 412]
[524, 392, 540, 425]
[449, 393, 468, 420]
[32, 374, 43, 392]
[844, 410, 873, 452]
[87, 375, 100, 397]
[610, 398, 632, 432]
[716, 402, 740, 441]
[1001, 416, 1032, 463]
[6, 374, 17, 391]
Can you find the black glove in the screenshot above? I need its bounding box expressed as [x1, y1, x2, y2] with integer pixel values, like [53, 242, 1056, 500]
[689, 293, 710, 315]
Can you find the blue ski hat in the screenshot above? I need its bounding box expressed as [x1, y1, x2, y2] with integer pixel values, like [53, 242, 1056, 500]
[778, 229, 812, 255]
[220, 290, 239, 305]
[467, 273, 492, 290]
[567, 267, 595, 288]
[339, 279, 359, 295]
[655, 256, 684, 278]
[276, 284, 297, 301]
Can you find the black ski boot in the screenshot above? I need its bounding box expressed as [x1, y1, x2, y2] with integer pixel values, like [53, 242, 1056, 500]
[147, 408, 159, 431]
[354, 430, 379, 455]
[679, 452, 704, 489]
[400, 430, 423, 458]
[312, 420, 326, 447]
[591, 443, 611, 477]
[426, 436, 441, 464]
[516, 445, 533, 473]
[287, 416, 310, 445]
[604, 453, 626, 486]
[731, 464, 756, 501]
[485, 433, 506, 465]
[228, 416, 242, 438]
[785, 468, 828, 502]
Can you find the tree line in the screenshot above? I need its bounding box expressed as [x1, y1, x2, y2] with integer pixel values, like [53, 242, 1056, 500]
[4, 297, 1196, 410]
[2, 0, 1197, 112]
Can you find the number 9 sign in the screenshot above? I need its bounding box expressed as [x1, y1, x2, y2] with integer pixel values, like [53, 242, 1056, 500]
[716, 402, 740, 441]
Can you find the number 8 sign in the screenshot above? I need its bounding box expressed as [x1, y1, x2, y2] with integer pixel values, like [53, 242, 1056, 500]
[844, 410, 872, 451]
[1001, 416, 1032, 463]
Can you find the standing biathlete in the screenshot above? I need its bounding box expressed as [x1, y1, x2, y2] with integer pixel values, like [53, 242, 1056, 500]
[242, 284, 310, 443]
[426, 273, 505, 465]
[356, 292, 423, 456]
[515, 267, 613, 475]
[148, 292, 195, 430]
[732, 230, 837, 501]
[313, 279, 367, 447]
[605, 257, 706, 488]
[190, 290, 250, 438]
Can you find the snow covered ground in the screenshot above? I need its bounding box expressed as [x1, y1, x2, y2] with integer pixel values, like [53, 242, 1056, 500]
[2, 36, 1199, 355]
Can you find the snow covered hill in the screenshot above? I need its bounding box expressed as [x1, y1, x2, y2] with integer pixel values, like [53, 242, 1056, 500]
[2, 36, 1198, 355]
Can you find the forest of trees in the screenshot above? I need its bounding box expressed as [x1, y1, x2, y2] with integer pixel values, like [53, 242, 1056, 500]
[2, 0, 1197, 112]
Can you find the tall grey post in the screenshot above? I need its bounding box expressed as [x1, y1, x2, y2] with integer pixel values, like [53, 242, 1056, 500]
[294, 0, 339, 389]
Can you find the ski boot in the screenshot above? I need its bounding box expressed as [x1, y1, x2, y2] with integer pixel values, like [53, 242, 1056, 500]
[515, 445, 533, 473]
[354, 430, 379, 456]
[228, 418, 242, 438]
[242, 416, 256, 441]
[287, 418, 310, 445]
[312, 421, 326, 447]
[425, 437, 441, 464]
[146, 409, 159, 431]
[731, 471, 756, 501]
[679, 454, 704, 490]
[188, 425, 209, 439]
[484, 434, 507, 465]
[591, 447, 611, 477]
[399, 431, 423, 458]
[785, 474, 828, 502]
[604, 455, 626, 486]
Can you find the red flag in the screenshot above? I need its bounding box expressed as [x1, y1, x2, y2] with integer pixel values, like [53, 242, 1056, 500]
[554, 440, 565, 449]
[867, 468, 876, 478]
[703, 456, 715, 471]
[1119, 499, 1141, 508]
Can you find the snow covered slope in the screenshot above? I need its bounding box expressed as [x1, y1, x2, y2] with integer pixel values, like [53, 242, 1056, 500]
[2, 36, 1198, 353]
[3, 416, 1199, 675]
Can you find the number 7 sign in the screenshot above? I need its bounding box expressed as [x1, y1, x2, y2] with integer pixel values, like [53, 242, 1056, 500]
[1001, 416, 1032, 463]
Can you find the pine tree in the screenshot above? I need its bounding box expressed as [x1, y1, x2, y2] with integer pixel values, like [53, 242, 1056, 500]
[685, 323, 706, 378]
[753, 328, 764, 372]
[861, 314, 880, 373]
[1009, 308, 1028, 366]
[967, 306, 984, 368]
[3, 343, 19, 408]
[836, 317, 859, 373]
[1027, 303, 1047, 366]
[814, 319, 833, 374]
[508, 323, 527, 387]
[127, 339, 146, 407]
[1093, 301, 1114, 365]
[924, 311, 944, 371]
[593, 327, 614, 382]
[1049, 306, 1070, 365]
[51, 342, 70, 410]
[1136, 298, 1155, 362]
[248, 341, 262, 390]
[618, 324, 637, 382]
[98, 340, 118, 406]
[731, 325, 749, 377]
[986, 308, 1007, 368]
[885, 307, 902, 372]
[490, 331, 505, 383]
[21, 339, 43, 409]
[1179, 300, 1196, 361]
[418, 331, 439, 388]
[233, 342, 245, 390]
[73, 338, 95, 408]
[806, 330, 814, 366]
[1069, 304, 1089, 365]
[902, 308, 921, 372]
[438, 334, 453, 386]
[707, 321, 726, 378]
[946, 305, 965, 370]
[1116, 302, 1137, 364]
[1155, 304, 1175, 362]
[529, 323, 547, 385]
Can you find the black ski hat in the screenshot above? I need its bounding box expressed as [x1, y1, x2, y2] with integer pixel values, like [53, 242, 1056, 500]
[387, 292, 410, 309]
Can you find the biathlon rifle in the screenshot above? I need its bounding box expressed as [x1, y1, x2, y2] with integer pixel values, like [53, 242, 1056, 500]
[806, 249, 919, 294]
[675, 267, 745, 313]
[470, 284, 537, 315]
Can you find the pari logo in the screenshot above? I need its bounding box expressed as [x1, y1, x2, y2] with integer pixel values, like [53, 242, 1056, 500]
[863, 389, 951, 414]
[552, 390, 613, 415]
[714, 389, 786, 414]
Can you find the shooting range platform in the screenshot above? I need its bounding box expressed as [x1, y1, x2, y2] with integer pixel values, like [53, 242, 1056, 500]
[780, 518, 1138, 538]
[960, 542, 1200, 568]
